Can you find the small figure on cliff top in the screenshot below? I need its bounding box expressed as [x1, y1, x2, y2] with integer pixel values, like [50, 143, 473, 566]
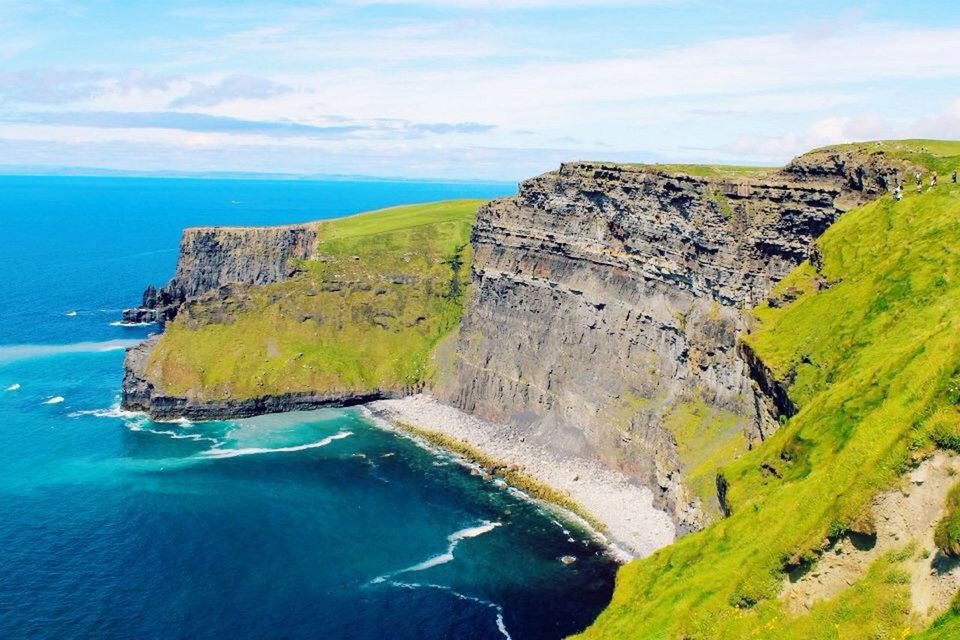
[931, 171, 938, 188]
[952, 169, 958, 184]
[893, 184, 903, 201]
[915, 171, 922, 185]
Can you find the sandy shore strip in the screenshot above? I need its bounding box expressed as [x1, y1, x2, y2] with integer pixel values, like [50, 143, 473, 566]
[365, 394, 675, 559]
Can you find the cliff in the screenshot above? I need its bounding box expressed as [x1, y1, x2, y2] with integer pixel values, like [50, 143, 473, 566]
[117, 139, 960, 637]
[579, 139, 960, 639]
[441, 149, 903, 529]
[122, 201, 480, 417]
[122, 223, 318, 325]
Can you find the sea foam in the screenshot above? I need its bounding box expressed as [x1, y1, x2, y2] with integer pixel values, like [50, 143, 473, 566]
[377, 580, 512, 640]
[69, 404, 144, 420]
[372, 520, 502, 583]
[126, 421, 220, 444]
[0, 340, 142, 364]
[4, 383, 19, 392]
[200, 431, 353, 459]
[42, 396, 65, 404]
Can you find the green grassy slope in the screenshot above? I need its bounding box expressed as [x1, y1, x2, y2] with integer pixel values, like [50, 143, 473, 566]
[579, 145, 960, 639]
[144, 200, 481, 400]
[621, 163, 778, 179]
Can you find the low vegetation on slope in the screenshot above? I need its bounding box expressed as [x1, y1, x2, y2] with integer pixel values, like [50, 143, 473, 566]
[935, 483, 960, 557]
[143, 200, 479, 400]
[580, 141, 960, 639]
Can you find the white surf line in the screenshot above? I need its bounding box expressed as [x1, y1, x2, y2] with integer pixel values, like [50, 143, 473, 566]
[360, 406, 631, 561]
[42, 396, 65, 404]
[370, 520, 501, 584]
[4, 383, 19, 391]
[69, 404, 145, 420]
[381, 580, 512, 640]
[0, 339, 142, 364]
[198, 431, 354, 459]
[125, 420, 221, 444]
[71, 406, 220, 445]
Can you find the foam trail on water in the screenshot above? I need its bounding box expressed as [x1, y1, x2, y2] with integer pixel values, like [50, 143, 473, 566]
[65, 311, 77, 317]
[0, 340, 142, 364]
[371, 521, 501, 583]
[69, 404, 144, 420]
[125, 420, 220, 444]
[42, 396, 65, 404]
[200, 431, 353, 459]
[4, 383, 19, 392]
[380, 580, 512, 640]
[109, 321, 155, 327]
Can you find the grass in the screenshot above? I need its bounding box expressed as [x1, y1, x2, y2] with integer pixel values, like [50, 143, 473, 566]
[663, 397, 746, 518]
[813, 139, 960, 176]
[618, 163, 778, 179]
[144, 200, 482, 400]
[578, 149, 960, 638]
[935, 482, 960, 557]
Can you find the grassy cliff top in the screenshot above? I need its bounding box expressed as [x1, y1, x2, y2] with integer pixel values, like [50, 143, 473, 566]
[626, 163, 778, 179]
[580, 168, 960, 637]
[577, 139, 960, 182]
[143, 200, 482, 401]
[809, 139, 960, 173]
[570, 160, 778, 180]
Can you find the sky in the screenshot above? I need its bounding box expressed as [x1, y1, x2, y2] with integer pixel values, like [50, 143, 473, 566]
[0, 0, 958, 181]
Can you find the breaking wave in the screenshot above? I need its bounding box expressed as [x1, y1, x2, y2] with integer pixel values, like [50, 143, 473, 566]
[69, 404, 144, 420]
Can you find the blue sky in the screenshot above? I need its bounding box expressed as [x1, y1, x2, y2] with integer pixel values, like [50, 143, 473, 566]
[0, 0, 958, 180]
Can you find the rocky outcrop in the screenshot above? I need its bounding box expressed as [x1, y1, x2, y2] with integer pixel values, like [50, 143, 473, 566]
[122, 337, 414, 421]
[441, 155, 898, 530]
[123, 224, 317, 326]
[781, 145, 909, 206]
[738, 340, 797, 437]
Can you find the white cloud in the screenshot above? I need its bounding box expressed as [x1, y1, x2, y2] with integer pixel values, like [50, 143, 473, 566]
[729, 102, 960, 163]
[3, 12, 960, 177]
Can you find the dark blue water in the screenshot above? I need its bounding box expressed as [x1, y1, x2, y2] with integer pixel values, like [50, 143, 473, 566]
[0, 177, 618, 639]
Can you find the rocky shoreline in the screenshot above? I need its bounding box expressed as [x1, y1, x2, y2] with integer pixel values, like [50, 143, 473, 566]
[366, 393, 676, 558]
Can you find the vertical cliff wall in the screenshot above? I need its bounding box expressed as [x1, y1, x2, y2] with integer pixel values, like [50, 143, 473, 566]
[442, 153, 902, 530]
[124, 224, 317, 325]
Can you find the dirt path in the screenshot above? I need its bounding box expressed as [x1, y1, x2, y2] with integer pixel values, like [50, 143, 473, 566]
[782, 453, 960, 623]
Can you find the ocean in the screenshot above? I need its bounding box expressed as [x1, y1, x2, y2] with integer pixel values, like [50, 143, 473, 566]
[0, 176, 619, 640]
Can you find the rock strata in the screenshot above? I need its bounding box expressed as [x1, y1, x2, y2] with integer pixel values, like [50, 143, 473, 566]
[442, 155, 900, 530]
[122, 224, 317, 326]
[119, 147, 903, 532]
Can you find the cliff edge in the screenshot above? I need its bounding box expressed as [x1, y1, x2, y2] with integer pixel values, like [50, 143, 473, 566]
[441, 144, 906, 529]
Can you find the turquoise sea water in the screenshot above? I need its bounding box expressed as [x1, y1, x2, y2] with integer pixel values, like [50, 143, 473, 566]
[0, 177, 619, 639]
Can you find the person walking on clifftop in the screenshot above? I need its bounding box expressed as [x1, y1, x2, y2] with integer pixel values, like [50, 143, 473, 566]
[915, 171, 923, 193]
[952, 169, 958, 184]
[931, 171, 938, 188]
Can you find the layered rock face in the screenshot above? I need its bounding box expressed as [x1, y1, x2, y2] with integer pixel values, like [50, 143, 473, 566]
[123, 224, 317, 325]
[442, 159, 896, 530]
